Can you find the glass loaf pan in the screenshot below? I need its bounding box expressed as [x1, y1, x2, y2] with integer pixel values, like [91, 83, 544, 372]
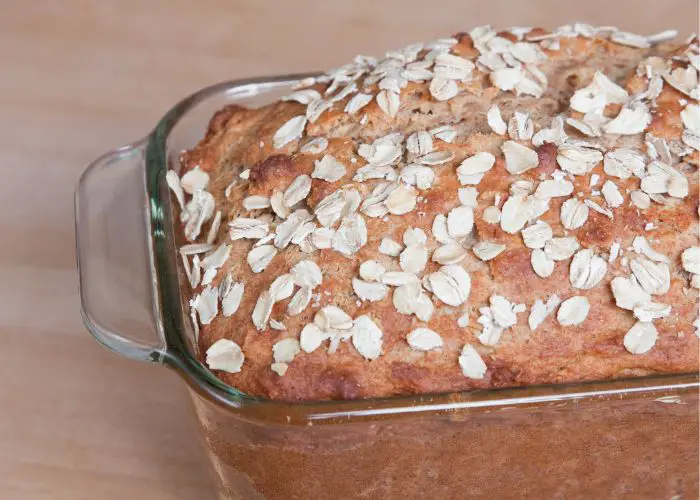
[75, 75, 700, 499]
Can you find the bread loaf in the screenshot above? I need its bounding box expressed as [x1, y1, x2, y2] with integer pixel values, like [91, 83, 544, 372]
[168, 24, 699, 401]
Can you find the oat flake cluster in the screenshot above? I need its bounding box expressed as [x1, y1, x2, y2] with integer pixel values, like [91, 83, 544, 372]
[167, 23, 699, 399]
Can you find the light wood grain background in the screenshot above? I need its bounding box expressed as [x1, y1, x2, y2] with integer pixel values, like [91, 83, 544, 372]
[0, 1, 696, 498]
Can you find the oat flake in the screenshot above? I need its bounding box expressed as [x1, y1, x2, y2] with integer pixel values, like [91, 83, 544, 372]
[385, 184, 418, 215]
[611, 275, 651, 310]
[487, 104, 507, 135]
[489, 295, 520, 328]
[500, 194, 532, 234]
[560, 198, 589, 230]
[166, 170, 185, 208]
[300, 323, 327, 353]
[393, 281, 423, 315]
[377, 90, 401, 118]
[221, 282, 244, 317]
[273, 115, 307, 149]
[300, 137, 329, 155]
[428, 265, 471, 306]
[557, 143, 603, 175]
[601, 181, 625, 208]
[557, 296, 589, 326]
[247, 244, 277, 273]
[544, 237, 580, 261]
[400, 243, 429, 274]
[508, 112, 534, 141]
[288, 286, 313, 316]
[359, 260, 386, 282]
[283, 89, 322, 105]
[447, 206, 474, 238]
[528, 295, 561, 331]
[407, 328, 444, 351]
[623, 322, 658, 354]
[630, 190, 651, 210]
[381, 271, 421, 287]
[534, 179, 574, 199]
[633, 302, 671, 322]
[632, 236, 670, 264]
[430, 77, 459, 101]
[458, 187, 478, 208]
[459, 344, 487, 379]
[569, 249, 608, 289]
[273, 338, 301, 364]
[457, 152, 496, 185]
[379, 237, 403, 256]
[604, 103, 652, 135]
[482, 206, 501, 224]
[407, 131, 434, 156]
[431, 125, 457, 143]
[522, 220, 553, 249]
[433, 244, 468, 265]
[180, 167, 210, 195]
[353, 278, 389, 302]
[283, 175, 312, 207]
[206, 339, 244, 373]
[252, 291, 274, 331]
[243, 195, 271, 211]
[473, 241, 506, 261]
[503, 141, 538, 175]
[603, 148, 645, 179]
[345, 93, 373, 114]
[351, 315, 384, 360]
[312, 155, 346, 182]
[630, 257, 670, 295]
[682, 247, 700, 275]
[229, 218, 269, 240]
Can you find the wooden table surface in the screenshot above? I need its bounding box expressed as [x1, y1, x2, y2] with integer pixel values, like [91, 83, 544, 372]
[0, 1, 696, 498]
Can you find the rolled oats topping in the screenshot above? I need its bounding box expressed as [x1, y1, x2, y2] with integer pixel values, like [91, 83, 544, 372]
[172, 25, 699, 401]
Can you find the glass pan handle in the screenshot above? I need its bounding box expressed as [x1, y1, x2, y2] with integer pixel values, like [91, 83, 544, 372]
[75, 139, 167, 364]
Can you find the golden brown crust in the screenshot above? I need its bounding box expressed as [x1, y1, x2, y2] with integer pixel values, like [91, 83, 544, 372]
[176, 27, 700, 401]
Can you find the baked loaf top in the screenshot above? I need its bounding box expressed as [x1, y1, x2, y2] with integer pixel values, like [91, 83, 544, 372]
[168, 24, 700, 401]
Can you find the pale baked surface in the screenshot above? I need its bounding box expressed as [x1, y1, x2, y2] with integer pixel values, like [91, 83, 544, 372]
[172, 25, 700, 401]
